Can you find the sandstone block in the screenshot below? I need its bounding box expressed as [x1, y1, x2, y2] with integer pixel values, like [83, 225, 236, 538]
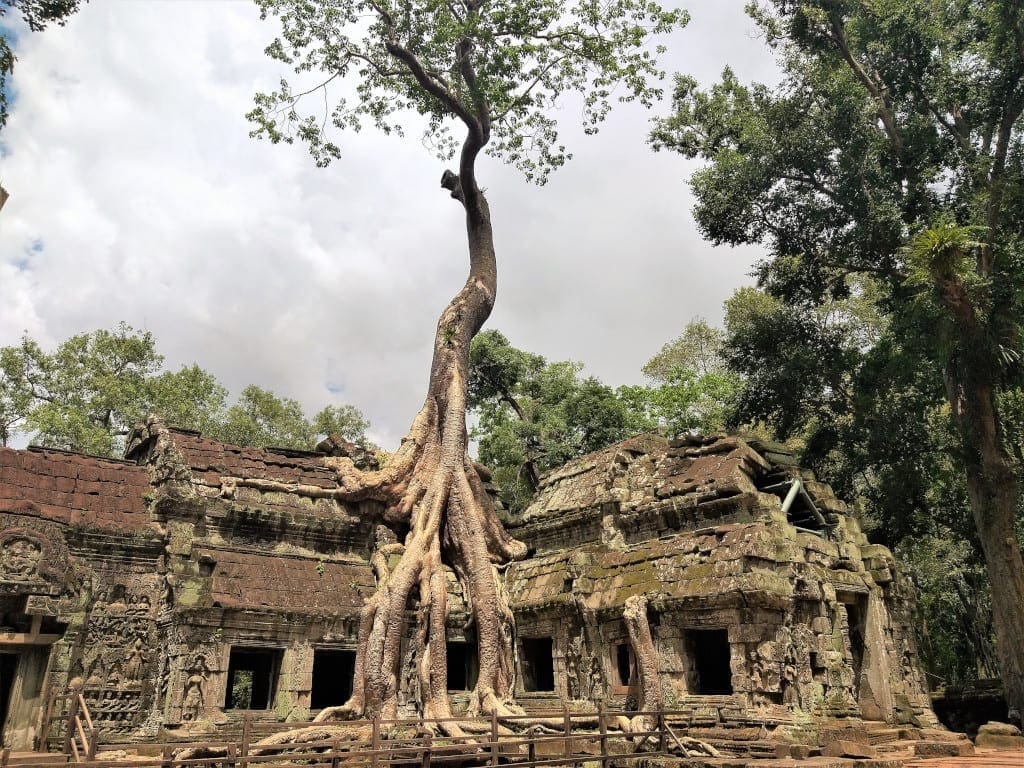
[975, 721, 1024, 750]
[819, 741, 876, 761]
[822, 740, 877, 758]
[913, 740, 975, 757]
[978, 721, 1023, 736]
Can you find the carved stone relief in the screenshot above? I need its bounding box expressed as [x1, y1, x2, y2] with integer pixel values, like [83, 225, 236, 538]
[0, 516, 70, 592]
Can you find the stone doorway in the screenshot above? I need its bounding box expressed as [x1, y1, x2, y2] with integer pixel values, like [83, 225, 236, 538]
[0, 653, 16, 743]
[310, 649, 356, 710]
[0, 646, 51, 750]
[520, 638, 555, 692]
[445, 641, 478, 692]
[224, 648, 282, 711]
[684, 629, 733, 695]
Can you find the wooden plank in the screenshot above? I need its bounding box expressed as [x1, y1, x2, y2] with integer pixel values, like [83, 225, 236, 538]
[490, 710, 499, 767]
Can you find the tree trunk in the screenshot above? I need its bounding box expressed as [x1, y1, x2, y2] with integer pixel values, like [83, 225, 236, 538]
[943, 362, 1024, 723]
[622, 595, 662, 734]
[314, 136, 527, 732]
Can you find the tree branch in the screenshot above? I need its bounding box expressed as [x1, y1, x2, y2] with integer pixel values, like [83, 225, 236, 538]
[828, 13, 905, 168]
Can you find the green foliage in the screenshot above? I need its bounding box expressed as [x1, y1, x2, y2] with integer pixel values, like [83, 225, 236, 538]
[1, 323, 166, 456]
[642, 319, 725, 380]
[249, 0, 687, 180]
[0, 0, 83, 129]
[654, 0, 1024, 686]
[899, 535, 999, 686]
[229, 669, 254, 710]
[313, 404, 371, 444]
[626, 318, 741, 435]
[0, 324, 369, 455]
[468, 330, 641, 512]
[618, 367, 737, 437]
[212, 385, 316, 450]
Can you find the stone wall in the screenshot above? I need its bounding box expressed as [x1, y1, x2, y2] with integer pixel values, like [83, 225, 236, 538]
[0, 424, 938, 749]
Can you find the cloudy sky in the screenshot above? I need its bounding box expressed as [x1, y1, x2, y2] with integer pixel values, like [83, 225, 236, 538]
[0, 0, 779, 450]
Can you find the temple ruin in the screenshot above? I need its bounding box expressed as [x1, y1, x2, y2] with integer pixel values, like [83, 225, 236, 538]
[0, 418, 937, 751]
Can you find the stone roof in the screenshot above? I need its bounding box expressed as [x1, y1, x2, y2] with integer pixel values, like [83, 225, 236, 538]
[507, 521, 825, 616]
[521, 432, 771, 523]
[507, 432, 878, 617]
[164, 429, 340, 490]
[204, 547, 373, 614]
[0, 445, 153, 533]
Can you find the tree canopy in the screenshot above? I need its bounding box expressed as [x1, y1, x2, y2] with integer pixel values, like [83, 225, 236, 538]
[249, 0, 687, 180]
[468, 329, 641, 511]
[654, 0, 1024, 713]
[0, 323, 369, 455]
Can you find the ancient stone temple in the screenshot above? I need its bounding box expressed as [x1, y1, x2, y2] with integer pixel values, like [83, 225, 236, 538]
[0, 419, 935, 750]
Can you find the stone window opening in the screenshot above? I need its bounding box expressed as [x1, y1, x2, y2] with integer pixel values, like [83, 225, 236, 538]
[520, 638, 555, 692]
[310, 649, 356, 710]
[445, 641, 478, 691]
[685, 629, 733, 695]
[224, 647, 282, 710]
[611, 642, 635, 689]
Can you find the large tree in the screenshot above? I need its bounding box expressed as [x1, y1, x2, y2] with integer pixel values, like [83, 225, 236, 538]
[249, 0, 686, 726]
[654, 0, 1024, 719]
[0, 324, 368, 454]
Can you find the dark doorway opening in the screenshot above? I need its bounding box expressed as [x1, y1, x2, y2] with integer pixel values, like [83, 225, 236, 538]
[613, 643, 634, 687]
[686, 629, 733, 695]
[310, 649, 356, 710]
[224, 648, 281, 710]
[0, 653, 17, 741]
[843, 598, 867, 696]
[520, 638, 555, 692]
[446, 641, 478, 691]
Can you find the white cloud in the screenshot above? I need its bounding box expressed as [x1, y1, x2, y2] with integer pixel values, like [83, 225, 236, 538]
[0, 0, 779, 450]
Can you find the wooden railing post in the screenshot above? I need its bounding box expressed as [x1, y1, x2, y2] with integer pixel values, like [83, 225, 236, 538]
[562, 703, 572, 759]
[225, 744, 237, 768]
[86, 727, 98, 761]
[371, 717, 380, 768]
[63, 693, 79, 756]
[597, 703, 607, 768]
[657, 707, 666, 755]
[1, 747, 11, 768]
[490, 709, 499, 766]
[331, 737, 341, 768]
[240, 714, 252, 768]
[161, 744, 174, 768]
[421, 725, 432, 768]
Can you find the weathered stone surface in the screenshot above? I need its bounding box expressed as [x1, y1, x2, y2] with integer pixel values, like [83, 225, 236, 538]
[913, 740, 975, 757]
[979, 721, 1023, 736]
[975, 721, 1024, 749]
[822, 739, 877, 758]
[0, 426, 940, 749]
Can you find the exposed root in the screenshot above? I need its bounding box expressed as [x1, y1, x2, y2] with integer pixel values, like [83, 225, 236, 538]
[253, 723, 364, 750]
[667, 733, 720, 758]
[623, 594, 662, 738]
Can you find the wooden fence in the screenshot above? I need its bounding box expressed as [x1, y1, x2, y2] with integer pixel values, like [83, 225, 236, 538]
[38, 706, 689, 768]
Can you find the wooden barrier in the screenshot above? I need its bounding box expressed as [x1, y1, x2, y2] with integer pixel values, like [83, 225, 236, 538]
[47, 708, 680, 768]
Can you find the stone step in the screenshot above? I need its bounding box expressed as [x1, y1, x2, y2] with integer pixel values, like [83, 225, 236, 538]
[3, 752, 70, 767]
[865, 728, 904, 745]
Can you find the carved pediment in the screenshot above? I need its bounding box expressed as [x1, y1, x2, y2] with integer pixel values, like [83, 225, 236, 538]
[0, 511, 70, 594]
